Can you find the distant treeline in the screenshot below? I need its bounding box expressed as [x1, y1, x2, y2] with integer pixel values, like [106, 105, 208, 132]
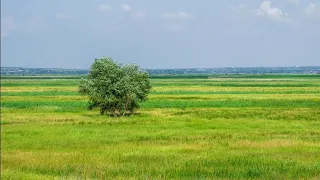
[2, 74, 320, 80]
[150, 74, 320, 79]
[1, 66, 320, 76]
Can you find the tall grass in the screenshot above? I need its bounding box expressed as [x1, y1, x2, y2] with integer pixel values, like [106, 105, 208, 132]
[1, 75, 320, 179]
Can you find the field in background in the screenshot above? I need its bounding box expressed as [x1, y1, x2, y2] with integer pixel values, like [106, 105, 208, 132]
[1, 75, 320, 179]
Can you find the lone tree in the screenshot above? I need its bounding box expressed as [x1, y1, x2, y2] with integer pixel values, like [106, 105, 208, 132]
[79, 57, 151, 116]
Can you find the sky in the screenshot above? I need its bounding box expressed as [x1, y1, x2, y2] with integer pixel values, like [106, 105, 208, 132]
[1, 0, 320, 69]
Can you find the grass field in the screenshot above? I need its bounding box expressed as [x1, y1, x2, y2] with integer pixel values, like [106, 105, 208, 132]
[1, 75, 320, 179]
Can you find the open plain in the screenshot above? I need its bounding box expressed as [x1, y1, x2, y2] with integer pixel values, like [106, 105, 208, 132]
[1, 75, 320, 179]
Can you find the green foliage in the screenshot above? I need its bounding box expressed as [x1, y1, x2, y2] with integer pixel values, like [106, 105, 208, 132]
[79, 57, 151, 116]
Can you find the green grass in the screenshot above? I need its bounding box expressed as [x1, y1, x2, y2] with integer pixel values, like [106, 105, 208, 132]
[2, 89, 320, 96]
[1, 75, 320, 179]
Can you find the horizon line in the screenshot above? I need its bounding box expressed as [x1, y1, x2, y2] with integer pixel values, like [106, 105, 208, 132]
[2, 65, 320, 70]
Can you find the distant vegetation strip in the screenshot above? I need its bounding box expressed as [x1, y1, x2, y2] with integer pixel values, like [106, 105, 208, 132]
[0, 76, 86, 79]
[2, 99, 319, 109]
[151, 83, 320, 87]
[1, 74, 320, 80]
[2, 107, 319, 122]
[1, 90, 320, 97]
[2, 82, 320, 87]
[1, 91, 80, 96]
[1, 81, 79, 87]
[151, 74, 320, 79]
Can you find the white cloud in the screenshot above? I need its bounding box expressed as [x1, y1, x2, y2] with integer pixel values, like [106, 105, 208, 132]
[1, 17, 16, 37]
[255, 1, 289, 21]
[163, 11, 195, 20]
[98, 4, 111, 12]
[305, 2, 316, 15]
[55, 13, 73, 20]
[121, 4, 132, 12]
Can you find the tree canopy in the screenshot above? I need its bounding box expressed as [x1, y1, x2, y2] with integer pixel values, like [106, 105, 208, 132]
[79, 57, 151, 116]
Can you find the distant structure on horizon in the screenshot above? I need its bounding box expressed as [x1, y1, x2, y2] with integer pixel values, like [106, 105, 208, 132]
[1, 66, 320, 76]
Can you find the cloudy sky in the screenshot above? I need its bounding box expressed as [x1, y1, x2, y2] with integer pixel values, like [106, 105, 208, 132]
[1, 0, 319, 69]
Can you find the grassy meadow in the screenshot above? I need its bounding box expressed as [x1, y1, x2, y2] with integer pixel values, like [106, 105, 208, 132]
[1, 75, 320, 179]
